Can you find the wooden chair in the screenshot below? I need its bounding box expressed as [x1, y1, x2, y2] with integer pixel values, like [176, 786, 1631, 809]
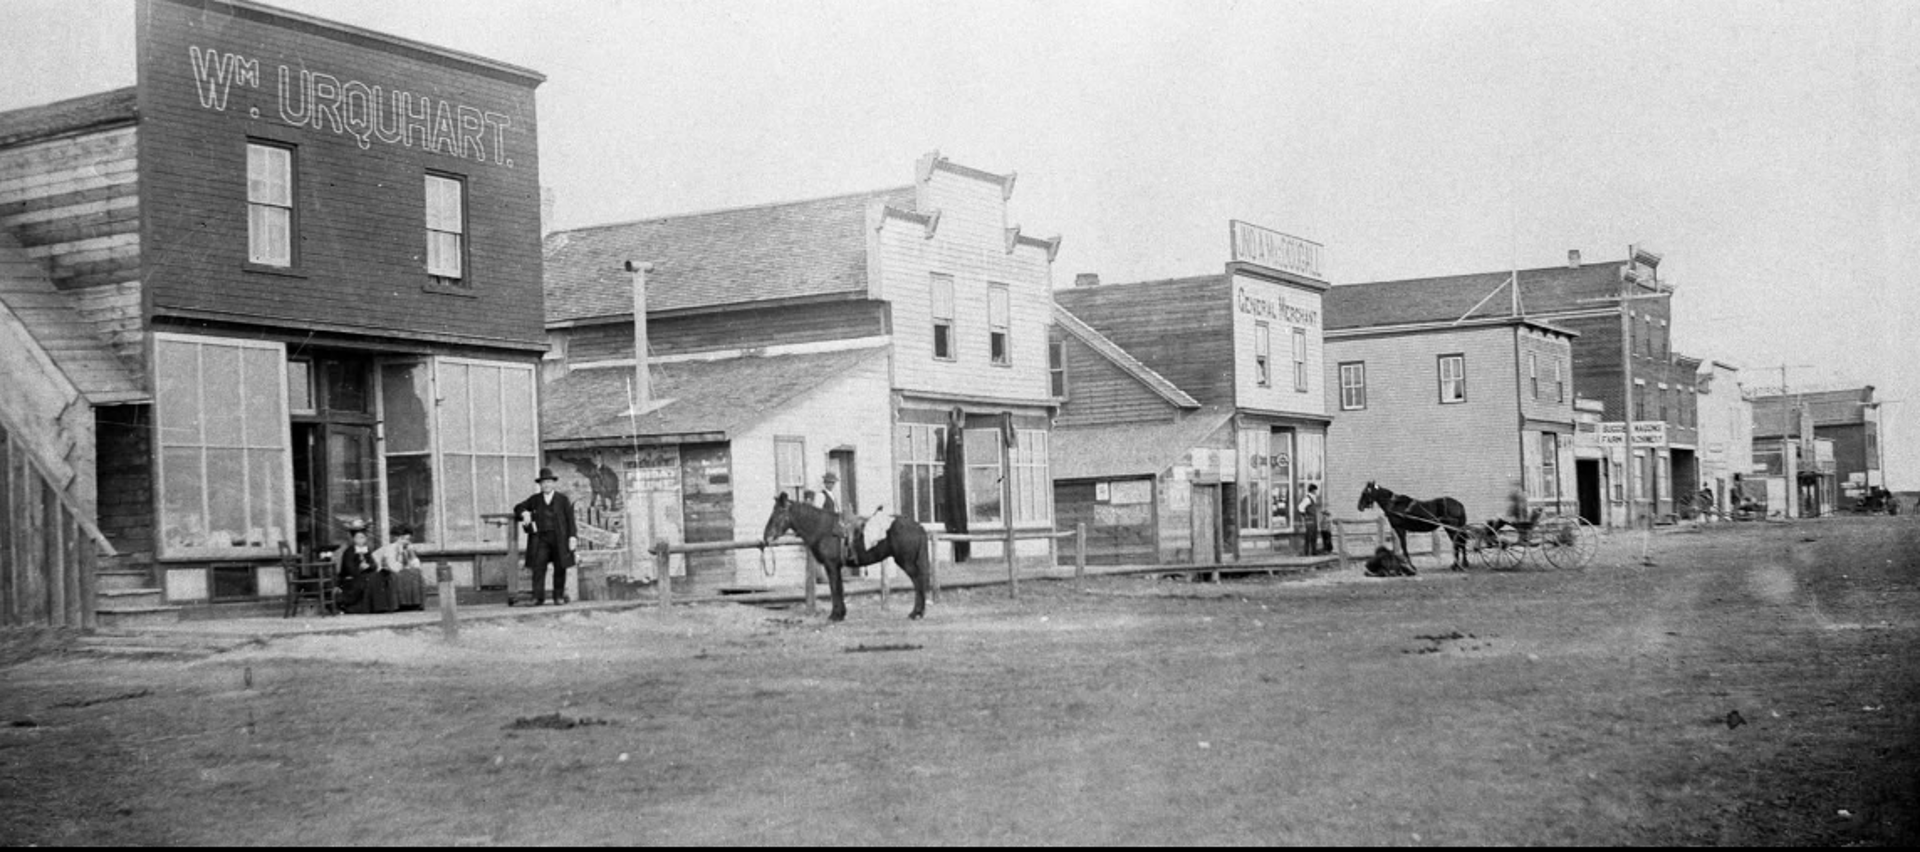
[281, 541, 338, 617]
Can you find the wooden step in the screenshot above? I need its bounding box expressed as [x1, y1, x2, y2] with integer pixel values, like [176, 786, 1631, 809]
[95, 568, 155, 593]
[94, 605, 184, 629]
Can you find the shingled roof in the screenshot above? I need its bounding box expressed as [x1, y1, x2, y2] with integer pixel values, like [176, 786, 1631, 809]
[1327, 260, 1632, 330]
[543, 186, 916, 324]
[541, 347, 887, 447]
[0, 88, 138, 148]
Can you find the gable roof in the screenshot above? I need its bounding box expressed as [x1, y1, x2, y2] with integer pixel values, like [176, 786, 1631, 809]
[1052, 303, 1199, 409]
[541, 347, 887, 448]
[1328, 260, 1635, 330]
[543, 186, 915, 324]
[1051, 405, 1236, 480]
[0, 88, 138, 148]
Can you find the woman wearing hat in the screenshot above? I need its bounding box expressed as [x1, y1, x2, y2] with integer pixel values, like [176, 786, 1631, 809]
[513, 467, 579, 605]
[334, 521, 377, 613]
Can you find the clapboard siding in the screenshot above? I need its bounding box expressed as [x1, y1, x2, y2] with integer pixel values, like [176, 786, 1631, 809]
[565, 301, 889, 363]
[1054, 277, 1235, 403]
[1326, 326, 1524, 521]
[1053, 331, 1180, 426]
[137, 2, 543, 352]
[883, 166, 1054, 405]
[1229, 271, 1326, 417]
[0, 126, 141, 303]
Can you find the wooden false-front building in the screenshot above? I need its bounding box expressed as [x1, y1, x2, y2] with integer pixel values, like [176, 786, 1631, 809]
[1050, 222, 1332, 565]
[0, 0, 545, 624]
[540, 152, 1062, 592]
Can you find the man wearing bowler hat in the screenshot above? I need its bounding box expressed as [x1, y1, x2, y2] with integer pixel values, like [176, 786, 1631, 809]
[514, 467, 579, 605]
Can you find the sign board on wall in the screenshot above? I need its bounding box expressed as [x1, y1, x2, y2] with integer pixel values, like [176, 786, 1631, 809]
[1229, 220, 1325, 281]
[1598, 421, 1667, 447]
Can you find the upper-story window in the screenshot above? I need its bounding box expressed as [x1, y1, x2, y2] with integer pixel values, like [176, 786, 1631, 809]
[1048, 339, 1067, 398]
[1555, 358, 1565, 402]
[1530, 353, 1540, 399]
[1292, 327, 1308, 392]
[1339, 361, 1366, 410]
[246, 142, 294, 267]
[988, 284, 1011, 366]
[1254, 322, 1271, 387]
[1438, 354, 1466, 404]
[425, 173, 466, 289]
[931, 274, 955, 361]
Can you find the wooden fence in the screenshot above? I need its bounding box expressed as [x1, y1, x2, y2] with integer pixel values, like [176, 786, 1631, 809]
[1, 420, 114, 629]
[646, 524, 1090, 613]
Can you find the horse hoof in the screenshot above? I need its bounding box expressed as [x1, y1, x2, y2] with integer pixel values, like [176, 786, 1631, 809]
[829, 613, 846, 623]
[908, 612, 924, 620]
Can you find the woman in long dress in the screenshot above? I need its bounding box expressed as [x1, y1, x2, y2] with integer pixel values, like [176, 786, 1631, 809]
[375, 523, 427, 611]
[334, 525, 380, 614]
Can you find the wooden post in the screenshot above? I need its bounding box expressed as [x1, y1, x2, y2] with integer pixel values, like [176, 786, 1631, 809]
[804, 551, 817, 614]
[923, 535, 938, 602]
[879, 535, 890, 609]
[1002, 435, 1018, 600]
[1074, 523, 1087, 582]
[436, 562, 458, 642]
[653, 540, 671, 608]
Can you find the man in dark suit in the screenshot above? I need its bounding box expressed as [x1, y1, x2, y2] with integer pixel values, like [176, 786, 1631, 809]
[514, 467, 579, 605]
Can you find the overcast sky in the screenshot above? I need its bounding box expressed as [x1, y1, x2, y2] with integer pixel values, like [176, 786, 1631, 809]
[5, 0, 1918, 488]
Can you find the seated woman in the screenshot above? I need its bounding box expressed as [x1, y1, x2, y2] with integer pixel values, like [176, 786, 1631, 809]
[375, 523, 427, 612]
[334, 523, 381, 614]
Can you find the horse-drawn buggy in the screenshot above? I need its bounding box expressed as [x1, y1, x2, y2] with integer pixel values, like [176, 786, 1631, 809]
[1357, 481, 1598, 572]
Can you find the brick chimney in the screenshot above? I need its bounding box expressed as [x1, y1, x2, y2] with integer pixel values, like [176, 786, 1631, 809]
[1567, 249, 1582, 268]
[1074, 273, 1100, 287]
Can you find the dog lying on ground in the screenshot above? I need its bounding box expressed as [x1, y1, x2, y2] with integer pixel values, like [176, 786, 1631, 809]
[1364, 546, 1417, 577]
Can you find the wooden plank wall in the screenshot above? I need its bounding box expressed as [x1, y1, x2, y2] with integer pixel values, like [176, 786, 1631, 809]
[0, 126, 145, 376]
[0, 420, 98, 629]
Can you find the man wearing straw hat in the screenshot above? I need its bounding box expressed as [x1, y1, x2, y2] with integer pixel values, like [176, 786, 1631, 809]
[514, 467, 579, 605]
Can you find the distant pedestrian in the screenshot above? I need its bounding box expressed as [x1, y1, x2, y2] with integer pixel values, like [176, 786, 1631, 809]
[514, 468, 578, 605]
[1299, 484, 1324, 556]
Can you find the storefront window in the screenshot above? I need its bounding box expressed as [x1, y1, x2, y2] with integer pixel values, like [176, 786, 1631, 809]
[895, 423, 946, 524]
[379, 358, 538, 550]
[961, 426, 1051, 527]
[155, 334, 291, 558]
[1238, 428, 1295, 531]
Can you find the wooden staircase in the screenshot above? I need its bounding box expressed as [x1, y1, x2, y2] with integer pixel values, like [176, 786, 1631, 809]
[92, 554, 180, 628]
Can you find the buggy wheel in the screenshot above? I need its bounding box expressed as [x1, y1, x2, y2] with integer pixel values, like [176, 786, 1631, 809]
[1468, 523, 1523, 570]
[1540, 515, 1598, 569]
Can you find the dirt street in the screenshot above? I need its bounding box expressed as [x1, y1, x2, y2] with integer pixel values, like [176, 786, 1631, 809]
[3, 515, 1917, 845]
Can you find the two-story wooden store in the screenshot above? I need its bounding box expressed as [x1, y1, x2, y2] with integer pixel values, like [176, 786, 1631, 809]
[1339, 248, 1700, 528]
[539, 152, 1061, 592]
[1049, 221, 1330, 565]
[1321, 283, 1578, 533]
[0, 0, 545, 622]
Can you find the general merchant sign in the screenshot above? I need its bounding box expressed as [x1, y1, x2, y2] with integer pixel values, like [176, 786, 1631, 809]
[1229, 220, 1324, 281]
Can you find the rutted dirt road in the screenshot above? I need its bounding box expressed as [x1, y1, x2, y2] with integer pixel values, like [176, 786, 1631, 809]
[3, 515, 1916, 845]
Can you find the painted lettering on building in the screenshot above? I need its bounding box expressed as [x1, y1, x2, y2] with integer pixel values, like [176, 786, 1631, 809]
[1235, 285, 1319, 327]
[1229, 219, 1324, 280]
[187, 46, 517, 166]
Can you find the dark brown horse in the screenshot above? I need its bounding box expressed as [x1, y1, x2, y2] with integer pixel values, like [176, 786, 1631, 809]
[1357, 481, 1469, 571]
[761, 493, 931, 621]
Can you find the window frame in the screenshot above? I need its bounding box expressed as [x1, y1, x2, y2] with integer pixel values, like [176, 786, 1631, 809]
[245, 140, 296, 269]
[774, 435, 808, 502]
[987, 283, 1012, 367]
[153, 332, 294, 561]
[1555, 358, 1565, 403]
[1291, 327, 1309, 393]
[896, 423, 947, 524]
[424, 171, 468, 292]
[1254, 321, 1271, 388]
[930, 273, 956, 362]
[1338, 361, 1367, 410]
[1529, 353, 1539, 400]
[1048, 338, 1067, 398]
[1438, 354, 1467, 404]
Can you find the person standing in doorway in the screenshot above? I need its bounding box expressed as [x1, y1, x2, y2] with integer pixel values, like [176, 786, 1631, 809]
[515, 468, 578, 605]
[1298, 484, 1324, 556]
